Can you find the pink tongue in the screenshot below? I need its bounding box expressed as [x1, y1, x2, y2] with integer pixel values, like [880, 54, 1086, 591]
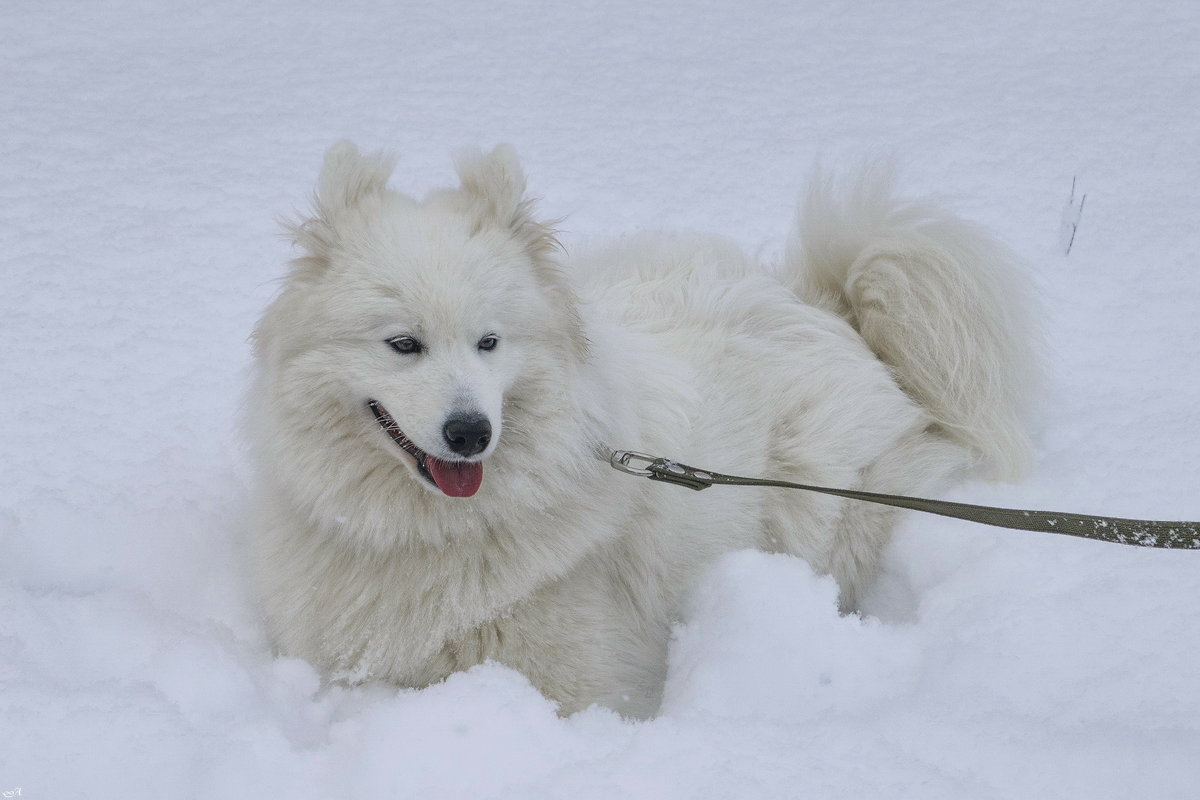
[426, 457, 484, 497]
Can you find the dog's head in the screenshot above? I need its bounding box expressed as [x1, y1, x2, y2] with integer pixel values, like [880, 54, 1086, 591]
[254, 142, 586, 501]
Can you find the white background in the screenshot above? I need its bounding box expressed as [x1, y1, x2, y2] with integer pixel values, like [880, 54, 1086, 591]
[2, 1, 1199, 797]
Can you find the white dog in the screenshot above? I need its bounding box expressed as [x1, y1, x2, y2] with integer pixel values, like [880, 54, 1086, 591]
[249, 143, 1034, 716]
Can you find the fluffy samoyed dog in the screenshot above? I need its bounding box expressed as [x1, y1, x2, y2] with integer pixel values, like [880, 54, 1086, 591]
[250, 143, 1034, 716]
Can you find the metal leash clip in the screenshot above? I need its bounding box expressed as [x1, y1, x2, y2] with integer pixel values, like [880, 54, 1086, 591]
[609, 450, 658, 476]
[610, 450, 714, 491]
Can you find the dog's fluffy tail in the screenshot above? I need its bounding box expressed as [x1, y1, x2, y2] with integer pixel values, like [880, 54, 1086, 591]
[786, 164, 1037, 481]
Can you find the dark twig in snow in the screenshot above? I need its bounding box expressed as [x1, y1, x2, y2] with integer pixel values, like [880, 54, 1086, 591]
[1061, 177, 1087, 255]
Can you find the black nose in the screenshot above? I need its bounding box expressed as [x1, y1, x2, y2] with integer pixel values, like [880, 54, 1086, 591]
[443, 414, 492, 456]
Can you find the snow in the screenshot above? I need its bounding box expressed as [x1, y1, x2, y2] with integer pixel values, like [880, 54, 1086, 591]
[3, 0, 1200, 797]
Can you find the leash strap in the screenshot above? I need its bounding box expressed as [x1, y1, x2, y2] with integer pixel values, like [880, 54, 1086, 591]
[610, 451, 1200, 549]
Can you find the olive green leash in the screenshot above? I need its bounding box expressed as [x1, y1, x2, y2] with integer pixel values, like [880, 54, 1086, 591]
[610, 451, 1200, 549]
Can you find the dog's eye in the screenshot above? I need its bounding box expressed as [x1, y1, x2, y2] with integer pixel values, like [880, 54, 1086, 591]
[387, 336, 423, 355]
[478, 335, 499, 352]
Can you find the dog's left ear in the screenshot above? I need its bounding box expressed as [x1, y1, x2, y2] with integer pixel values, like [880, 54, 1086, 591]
[455, 146, 587, 361]
[455, 145, 559, 260]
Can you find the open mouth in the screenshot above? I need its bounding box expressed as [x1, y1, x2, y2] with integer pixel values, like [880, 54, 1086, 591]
[367, 400, 485, 498]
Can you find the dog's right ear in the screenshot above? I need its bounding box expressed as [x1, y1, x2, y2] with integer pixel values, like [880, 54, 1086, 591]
[315, 141, 395, 218]
[285, 141, 396, 268]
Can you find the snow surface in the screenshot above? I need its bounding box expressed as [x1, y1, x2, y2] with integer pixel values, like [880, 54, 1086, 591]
[3, 1, 1200, 797]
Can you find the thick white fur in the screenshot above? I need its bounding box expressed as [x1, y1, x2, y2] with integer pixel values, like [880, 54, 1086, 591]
[250, 144, 1034, 717]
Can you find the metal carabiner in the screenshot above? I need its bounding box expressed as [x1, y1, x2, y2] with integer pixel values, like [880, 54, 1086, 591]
[609, 450, 714, 490]
[609, 450, 660, 477]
